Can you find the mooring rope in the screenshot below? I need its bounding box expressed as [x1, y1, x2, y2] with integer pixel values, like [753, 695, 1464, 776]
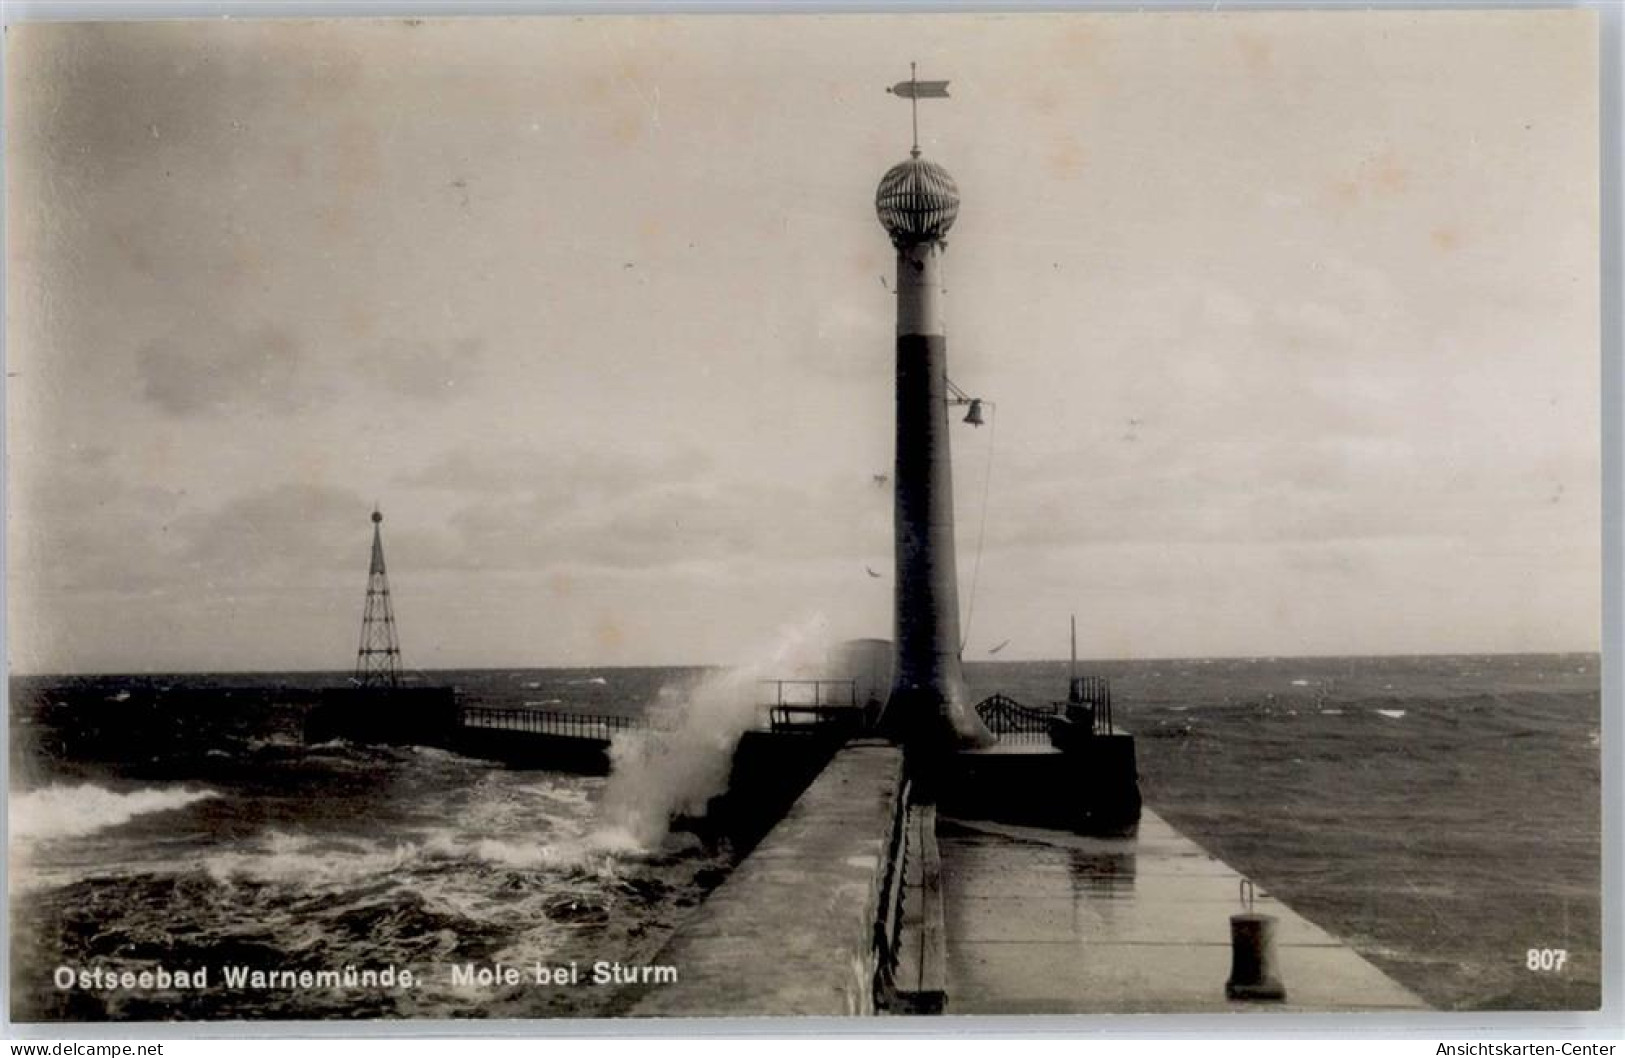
[960, 401, 998, 654]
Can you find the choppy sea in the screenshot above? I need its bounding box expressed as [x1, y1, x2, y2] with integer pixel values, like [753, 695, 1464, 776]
[7, 654, 1603, 1019]
[7, 667, 734, 1021]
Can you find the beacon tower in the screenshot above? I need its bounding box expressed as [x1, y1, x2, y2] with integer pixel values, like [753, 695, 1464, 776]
[876, 135, 996, 751]
[355, 508, 402, 689]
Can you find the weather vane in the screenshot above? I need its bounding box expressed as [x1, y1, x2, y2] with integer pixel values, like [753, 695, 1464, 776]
[886, 62, 950, 158]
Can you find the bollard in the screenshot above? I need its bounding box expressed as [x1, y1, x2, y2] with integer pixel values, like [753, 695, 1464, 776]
[1226, 880, 1285, 1001]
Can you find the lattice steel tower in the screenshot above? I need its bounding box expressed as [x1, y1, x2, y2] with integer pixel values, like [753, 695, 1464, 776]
[354, 508, 402, 688]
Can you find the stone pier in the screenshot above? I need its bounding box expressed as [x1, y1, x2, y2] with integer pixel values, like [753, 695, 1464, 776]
[625, 742, 905, 1017]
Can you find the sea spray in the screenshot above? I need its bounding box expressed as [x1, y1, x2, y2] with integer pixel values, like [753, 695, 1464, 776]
[594, 615, 833, 851]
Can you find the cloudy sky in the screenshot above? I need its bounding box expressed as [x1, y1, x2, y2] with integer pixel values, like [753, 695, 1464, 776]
[5, 10, 1601, 673]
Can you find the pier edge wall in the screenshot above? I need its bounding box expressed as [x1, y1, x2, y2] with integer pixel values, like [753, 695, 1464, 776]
[620, 741, 905, 1017]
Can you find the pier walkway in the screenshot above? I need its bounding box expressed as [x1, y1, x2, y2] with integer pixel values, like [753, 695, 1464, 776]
[615, 736, 1426, 1017]
[936, 808, 1427, 1014]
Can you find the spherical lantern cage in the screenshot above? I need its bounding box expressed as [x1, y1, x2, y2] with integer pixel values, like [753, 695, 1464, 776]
[875, 156, 960, 247]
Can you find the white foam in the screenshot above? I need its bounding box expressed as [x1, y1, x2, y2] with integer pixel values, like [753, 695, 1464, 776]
[245, 734, 303, 751]
[10, 782, 218, 842]
[204, 830, 417, 886]
[409, 745, 463, 762]
[425, 833, 603, 871]
[1374, 709, 1407, 720]
[202, 802, 616, 888]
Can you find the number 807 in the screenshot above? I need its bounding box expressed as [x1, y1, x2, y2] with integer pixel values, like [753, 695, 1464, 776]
[1526, 948, 1568, 972]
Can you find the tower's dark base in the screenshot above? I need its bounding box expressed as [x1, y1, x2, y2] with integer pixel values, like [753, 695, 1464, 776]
[933, 734, 1142, 836]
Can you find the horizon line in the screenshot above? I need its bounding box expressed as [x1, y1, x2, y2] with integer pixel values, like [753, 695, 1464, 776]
[4, 646, 1606, 681]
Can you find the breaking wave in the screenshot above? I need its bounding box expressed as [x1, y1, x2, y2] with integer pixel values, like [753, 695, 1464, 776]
[200, 828, 615, 888]
[10, 782, 219, 842]
[594, 614, 834, 851]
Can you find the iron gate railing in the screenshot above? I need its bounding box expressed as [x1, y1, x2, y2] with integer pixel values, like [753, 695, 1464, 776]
[974, 693, 1060, 741]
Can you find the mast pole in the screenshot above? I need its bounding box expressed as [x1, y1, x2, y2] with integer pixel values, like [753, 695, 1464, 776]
[1070, 614, 1078, 693]
[910, 62, 920, 156]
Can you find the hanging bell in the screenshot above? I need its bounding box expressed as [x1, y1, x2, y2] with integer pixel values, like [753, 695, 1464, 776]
[963, 398, 985, 427]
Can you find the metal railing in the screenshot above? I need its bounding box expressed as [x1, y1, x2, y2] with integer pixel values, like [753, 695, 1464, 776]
[759, 679, 864, 735]
[768, 704, 864, 735]
[456, 679, 876, 742]
[873, 790, 947, 1013]
[759, 679, 858, 708]
[974, 693, 1060, 741]
[1067, 675, 1114, 734]
[458, 706, 645, 741]
[873, 780, 912, 1008]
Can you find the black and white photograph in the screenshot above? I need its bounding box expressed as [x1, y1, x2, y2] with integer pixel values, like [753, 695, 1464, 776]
[3, 8, 1607, 1024]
